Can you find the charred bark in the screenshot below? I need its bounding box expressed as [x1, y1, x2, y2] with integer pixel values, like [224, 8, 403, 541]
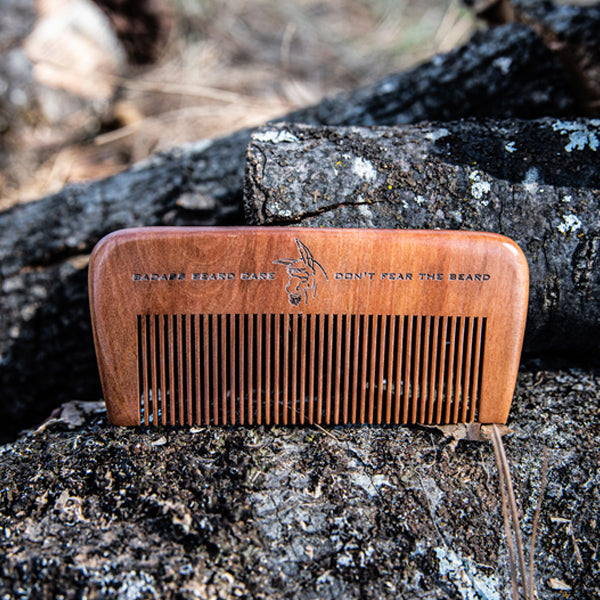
[244, 120, 600, 363]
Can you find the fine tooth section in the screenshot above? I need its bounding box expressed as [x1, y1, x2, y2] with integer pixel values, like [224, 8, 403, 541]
[137, 314, 486, 426]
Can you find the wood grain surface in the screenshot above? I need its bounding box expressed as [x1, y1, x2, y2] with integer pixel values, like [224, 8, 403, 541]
[90, 227, 528, 426]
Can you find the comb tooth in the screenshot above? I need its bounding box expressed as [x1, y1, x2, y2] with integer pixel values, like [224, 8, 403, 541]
[144, 315, 154, 425]
[351, 315, 359, 423]
[332, 315, 341, 425]
[264, 314, 271, 425]
[137, 315, 145, 424]
[469, 317, 485, 422]
[461, 317, 474, 422]
[427, 317, 440, 424]
[208, 315, 213, 425]
[307, 315, 315, 424]
[365, 315, 377, 423]
[227, 314, 235, 425]
[201, 315, 208, 424]
[384, 315, 394, 424]
[152, 315, 162, 425]
[238, 315, 245, 425]
[178, 315, 184, 425]
[208, 315, 217, 425]
[393, 316, 403, 424]
[171, 315, 181, 425]
[148, 315, 155, 425]
[255, 314, 263, 425]
[452, 317, 466, 422]
[282, 313, 290, 425]
[299, 315, 307, 425]
[273, 314, 281, 425]
[410, 316, 421, 424]
[324, 314, 333, 424]
[186, 315, 193, 426]
[144, 315, 151, 425]
[358, 315, 367, 423]
[158, 315, 167, 425]
[435, 317, 448, 424]
[194, 315, 201, 425]
[316, 314, 325, 424]
[166, 315, 174, 425]
[419, 316, 430, 424]
[247, 315, 254, 425]
[172, 315, 179, 425]
[217, 314, 225, 424]
[444, 317, 456, 423]
[343, 314, 351, 424]
[376, 315, 387, 424]
[401, 316, 411, 423]
[290, 314, 298, 425]
[175, 315, 183, 425]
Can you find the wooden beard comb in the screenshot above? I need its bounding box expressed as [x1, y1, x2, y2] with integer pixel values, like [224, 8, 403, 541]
[89, 228, 528, 427]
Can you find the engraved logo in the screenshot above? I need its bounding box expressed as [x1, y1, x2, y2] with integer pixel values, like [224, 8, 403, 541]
[274, 238, 328, 306]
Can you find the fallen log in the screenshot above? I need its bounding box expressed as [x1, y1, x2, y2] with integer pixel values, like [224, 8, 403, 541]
[0, 368, 598, 598]
[244, 119, 600, 363]
[0, 7, 598, 439]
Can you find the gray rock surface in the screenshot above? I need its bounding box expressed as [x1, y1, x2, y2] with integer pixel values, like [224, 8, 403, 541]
[1, 368, 598, 599]
[243, 119, 600, 363]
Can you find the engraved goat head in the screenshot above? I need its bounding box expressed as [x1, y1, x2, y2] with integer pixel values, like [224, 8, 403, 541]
[273, 238, 328, 306]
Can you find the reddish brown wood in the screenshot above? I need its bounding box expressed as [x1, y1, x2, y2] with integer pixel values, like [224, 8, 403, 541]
[89, 227, 529, 426]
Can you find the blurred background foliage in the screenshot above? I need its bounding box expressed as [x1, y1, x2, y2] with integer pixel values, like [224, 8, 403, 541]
[0, 0, 477, 207]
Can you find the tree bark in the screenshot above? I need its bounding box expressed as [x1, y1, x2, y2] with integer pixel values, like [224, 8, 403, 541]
[244, 119, 600, 363]
[1, 8, 599, 439]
